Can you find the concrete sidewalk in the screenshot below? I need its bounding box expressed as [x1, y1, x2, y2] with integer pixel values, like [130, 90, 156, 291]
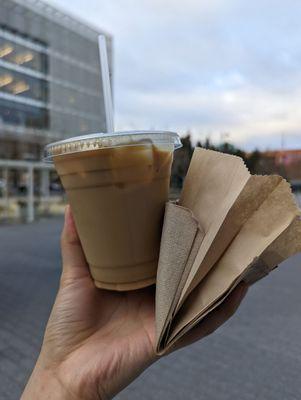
[0, 218, 301, 399]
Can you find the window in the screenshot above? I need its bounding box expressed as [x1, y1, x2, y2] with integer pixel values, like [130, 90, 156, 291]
[0, 66, 48, 102]
[0, 36, 48, 73]
[0, 98, 49, 129]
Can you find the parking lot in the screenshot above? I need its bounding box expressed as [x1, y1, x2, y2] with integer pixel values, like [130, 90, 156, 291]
[1, 217, 301, 400]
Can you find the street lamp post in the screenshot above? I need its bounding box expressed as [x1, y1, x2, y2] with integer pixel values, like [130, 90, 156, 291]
[27, 165, 34, 223]
[3, 168, 9, 220]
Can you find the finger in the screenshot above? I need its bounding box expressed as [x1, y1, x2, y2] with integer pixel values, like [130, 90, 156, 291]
[175, 283, 248, 351]
[60, 205, 91, 283]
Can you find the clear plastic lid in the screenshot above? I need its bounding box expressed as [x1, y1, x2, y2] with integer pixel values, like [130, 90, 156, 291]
[44, 130, 182, 161]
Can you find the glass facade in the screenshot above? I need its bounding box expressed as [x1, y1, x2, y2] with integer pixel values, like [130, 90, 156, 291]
[0, 36, 48, 73]
[0, 17, 49, 134]
[0, 66, 48, 102]
[0, 0, 113, 160]
[0, 98, 48, 129]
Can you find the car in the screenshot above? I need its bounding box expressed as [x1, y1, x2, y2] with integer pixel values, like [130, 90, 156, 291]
[0, 179, 6, 190]
[50, 182, 63, 192]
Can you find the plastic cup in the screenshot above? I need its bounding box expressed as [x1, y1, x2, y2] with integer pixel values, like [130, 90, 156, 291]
[44, 131, 182, 291]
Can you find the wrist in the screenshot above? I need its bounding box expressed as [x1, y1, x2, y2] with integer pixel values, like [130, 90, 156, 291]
[21, 361, 79, 400]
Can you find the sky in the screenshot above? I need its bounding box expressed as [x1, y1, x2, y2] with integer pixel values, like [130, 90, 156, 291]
[46, 0, 301, 150]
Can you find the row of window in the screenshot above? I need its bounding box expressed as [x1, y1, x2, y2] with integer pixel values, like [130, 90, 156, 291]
[0, 98, 49, 129]
[0, 31, 102, 106]
[0, 25, 104, 133]
[0, 36, 48, 73]
[0, 66, 103, 117]
[50, 110, 104, 135]
[0, 66, 48, 102]
[0, 29, 101, 93]
[0, 3, 101, 67]
[0, 98, 103, 133]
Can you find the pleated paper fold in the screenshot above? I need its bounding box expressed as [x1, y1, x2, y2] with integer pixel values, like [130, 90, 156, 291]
[156, 148, 301, 354]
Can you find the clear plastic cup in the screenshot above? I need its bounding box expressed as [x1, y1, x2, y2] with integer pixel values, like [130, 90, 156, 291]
[45, 131, 182, 291]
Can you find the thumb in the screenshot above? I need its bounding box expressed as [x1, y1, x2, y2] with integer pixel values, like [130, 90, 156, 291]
[60, 205, 91, 284]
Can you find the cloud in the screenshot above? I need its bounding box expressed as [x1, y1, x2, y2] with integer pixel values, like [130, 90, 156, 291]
[116, 83, 301, 148]
[46, 0, 301, 150]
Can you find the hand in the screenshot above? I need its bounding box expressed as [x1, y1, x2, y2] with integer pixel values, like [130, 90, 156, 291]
[22, 206, 248, 400]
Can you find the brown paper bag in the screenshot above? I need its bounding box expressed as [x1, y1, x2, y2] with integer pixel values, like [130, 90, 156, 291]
[155, 148, 301, 354]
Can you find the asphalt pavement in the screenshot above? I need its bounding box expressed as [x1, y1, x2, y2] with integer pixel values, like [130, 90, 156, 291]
[0, 217, 301, 400]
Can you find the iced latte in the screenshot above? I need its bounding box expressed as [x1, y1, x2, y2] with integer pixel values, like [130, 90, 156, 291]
[45, 131, 181, 291]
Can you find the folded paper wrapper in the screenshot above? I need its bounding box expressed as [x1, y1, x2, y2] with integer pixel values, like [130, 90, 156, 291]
[155, 148, 301, 355]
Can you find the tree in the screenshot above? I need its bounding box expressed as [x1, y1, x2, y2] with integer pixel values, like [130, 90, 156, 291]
[245, 150, 261, 174]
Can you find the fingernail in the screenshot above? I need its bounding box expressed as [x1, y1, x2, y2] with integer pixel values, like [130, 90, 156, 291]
[65, 204, 70, 216]
[64, 205, 71, 228]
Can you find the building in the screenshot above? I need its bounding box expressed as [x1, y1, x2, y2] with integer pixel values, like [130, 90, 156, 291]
[0, 0, 113, 162]
[263, 149, 301, 186]
[264, 149, 301, 168]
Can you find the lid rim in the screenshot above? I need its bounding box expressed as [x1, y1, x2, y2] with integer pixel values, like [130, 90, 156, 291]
[45, 130, 180, 149]
[44, 130, 182, 161]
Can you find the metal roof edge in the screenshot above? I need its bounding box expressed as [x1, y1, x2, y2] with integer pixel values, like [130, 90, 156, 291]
[11, 0, 113, 42]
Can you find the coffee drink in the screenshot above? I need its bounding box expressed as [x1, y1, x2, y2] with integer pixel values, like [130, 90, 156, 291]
[45, 132, 181, 291]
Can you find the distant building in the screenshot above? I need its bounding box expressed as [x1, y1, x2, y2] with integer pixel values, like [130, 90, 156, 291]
[262, 149, 301, 186]
[0, 0, 113, 161]
[264, 149, 301, 167]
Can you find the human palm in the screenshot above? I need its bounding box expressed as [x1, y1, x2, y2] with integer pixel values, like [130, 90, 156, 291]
[44, 284, 157, 399]
[41, 209, 157, 400]
[22, 206, 248, 400]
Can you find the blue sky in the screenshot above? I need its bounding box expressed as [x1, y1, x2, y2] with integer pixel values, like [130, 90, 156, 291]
[47, 0, 301, 150]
